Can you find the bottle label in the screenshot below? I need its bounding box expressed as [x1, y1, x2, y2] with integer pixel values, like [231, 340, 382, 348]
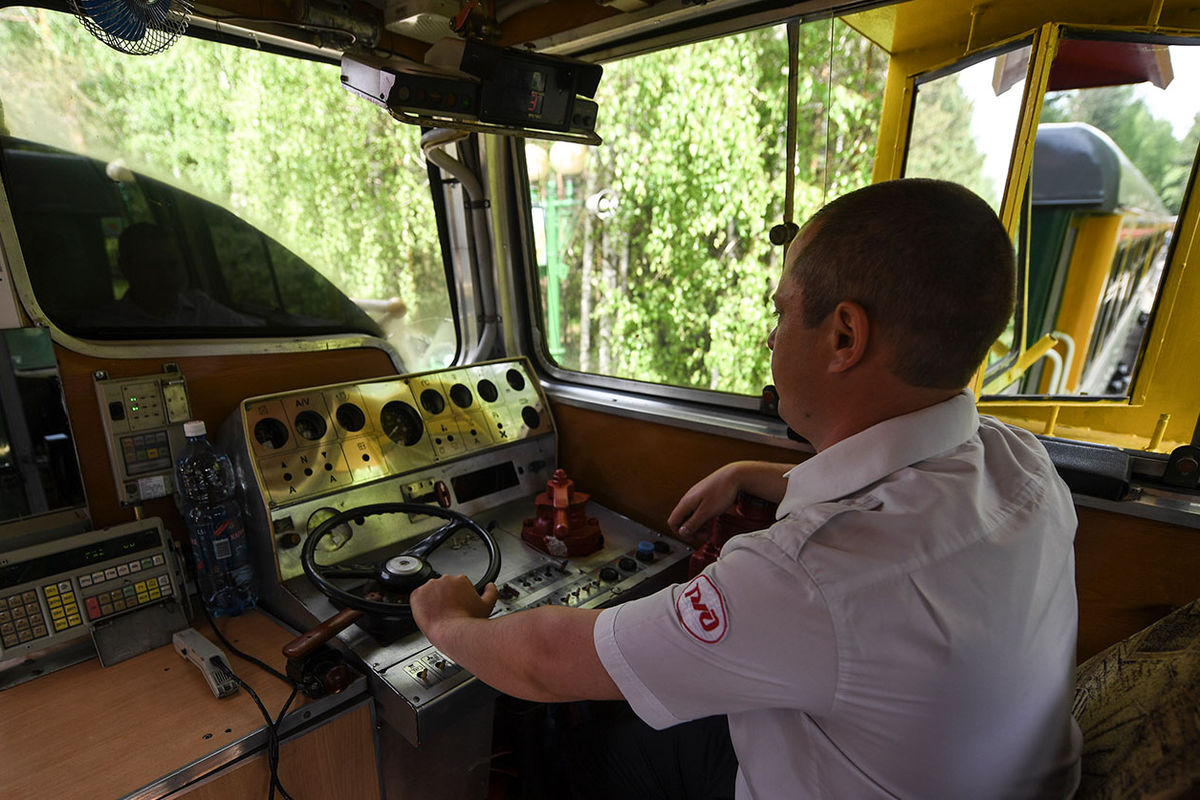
[213, 538, 232, 559]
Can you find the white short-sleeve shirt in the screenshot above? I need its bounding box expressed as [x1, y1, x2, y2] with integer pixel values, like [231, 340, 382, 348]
[595, 392, 1082, 799]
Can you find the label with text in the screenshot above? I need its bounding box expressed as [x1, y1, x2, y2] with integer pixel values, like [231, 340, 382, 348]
[676, 575, 727, 643]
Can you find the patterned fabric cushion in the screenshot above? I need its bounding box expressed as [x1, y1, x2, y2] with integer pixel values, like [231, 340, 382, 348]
[1073, 598, 1200, 799]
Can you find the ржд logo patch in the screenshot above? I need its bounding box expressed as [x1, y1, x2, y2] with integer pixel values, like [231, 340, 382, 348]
[676, 575, 727, 643]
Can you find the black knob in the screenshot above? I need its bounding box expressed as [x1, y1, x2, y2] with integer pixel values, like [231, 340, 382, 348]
[618, 557, 637, 572]
[653, 540, 671, 554]
[600, 567, 619, 582]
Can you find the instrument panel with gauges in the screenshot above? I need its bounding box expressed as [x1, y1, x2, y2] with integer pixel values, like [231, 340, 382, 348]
[223, 358, 691, 775]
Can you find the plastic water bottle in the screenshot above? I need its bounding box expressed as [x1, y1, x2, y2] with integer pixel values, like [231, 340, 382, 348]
[175, 420, 257, 617]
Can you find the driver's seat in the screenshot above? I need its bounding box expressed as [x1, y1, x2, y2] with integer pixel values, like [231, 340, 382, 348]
[1072, 597, 1200, 798]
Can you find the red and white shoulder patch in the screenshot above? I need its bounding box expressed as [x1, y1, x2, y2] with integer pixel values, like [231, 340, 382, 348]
[676, 575, 728, 643]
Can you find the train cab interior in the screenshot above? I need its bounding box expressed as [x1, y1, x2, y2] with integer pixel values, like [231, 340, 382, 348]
[2, 0, 1200, 797]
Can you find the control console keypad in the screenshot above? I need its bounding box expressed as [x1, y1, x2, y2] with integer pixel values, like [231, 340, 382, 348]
[43, 582, 82, 634]
[0, 555, 176, 649]
[85, 574, 173, 621]
[0, 589, 51, 648]
[0, 519, 179, 659]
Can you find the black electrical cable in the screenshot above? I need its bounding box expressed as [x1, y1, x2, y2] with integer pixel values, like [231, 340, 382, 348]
[201, 604, 292, 686]
[269, 686, 301, 800]
[200, 605, 302, 799]
[219, 657, 300, 800]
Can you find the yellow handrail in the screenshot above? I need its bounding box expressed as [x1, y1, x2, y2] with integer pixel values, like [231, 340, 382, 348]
[982, 333, 1059, 395]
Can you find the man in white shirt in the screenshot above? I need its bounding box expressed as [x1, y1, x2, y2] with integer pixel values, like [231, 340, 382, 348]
[411, 179, 1082, 798]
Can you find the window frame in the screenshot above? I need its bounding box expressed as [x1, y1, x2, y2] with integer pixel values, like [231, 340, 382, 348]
[0, 8, 468, 369]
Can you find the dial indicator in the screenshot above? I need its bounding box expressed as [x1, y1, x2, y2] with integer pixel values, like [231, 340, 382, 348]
[420, 389, 446, 415]
[254, 418, 290, 450]
[336, 402, 366, 432]
[294, 410, 328, 441]
[450, 383, 473, 409]
[381, 401, 424, 446]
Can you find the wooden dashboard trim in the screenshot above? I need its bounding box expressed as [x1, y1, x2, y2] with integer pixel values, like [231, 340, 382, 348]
[54, 345, 396, 533]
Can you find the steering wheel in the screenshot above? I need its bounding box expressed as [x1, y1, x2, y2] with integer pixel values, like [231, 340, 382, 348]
[300, 502, 501, 618]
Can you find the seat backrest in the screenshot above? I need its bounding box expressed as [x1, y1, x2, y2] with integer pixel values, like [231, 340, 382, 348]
[1072, 597, 1200, 798]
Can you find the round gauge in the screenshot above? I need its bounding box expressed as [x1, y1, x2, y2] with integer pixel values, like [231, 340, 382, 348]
[294, 410, 328, 441]
[506, 368, 526, 391]
[336, 402, 366, 432]
[521, 406, 541, 430]
[449, 383, 473, 409]
[420, 388, 446, 415]
[380, 401, 424, 446]
[477, 379, 499, 403]
[253, 418, 290, 450]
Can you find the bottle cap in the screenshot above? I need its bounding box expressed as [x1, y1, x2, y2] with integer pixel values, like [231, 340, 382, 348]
[183, 420, 207, 437]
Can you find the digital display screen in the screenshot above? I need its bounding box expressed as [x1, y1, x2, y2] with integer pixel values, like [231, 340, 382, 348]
[0, 527, 162, 590]
[451, 462, 520, 504]
[478, 57, 573, 130]
[525, 70, 545, 115]
[457, 41, 601, 133]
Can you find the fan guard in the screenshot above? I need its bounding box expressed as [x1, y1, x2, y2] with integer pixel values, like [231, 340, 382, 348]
[70, 0, 194, 56]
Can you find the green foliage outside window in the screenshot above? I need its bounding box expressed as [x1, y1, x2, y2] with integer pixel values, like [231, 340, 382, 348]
[529, 21, 886, 396]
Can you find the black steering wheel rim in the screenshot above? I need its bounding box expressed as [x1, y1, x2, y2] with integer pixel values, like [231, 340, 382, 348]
[301, 502, 501, 617]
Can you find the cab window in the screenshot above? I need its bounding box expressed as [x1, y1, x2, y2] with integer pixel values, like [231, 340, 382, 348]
[906, 42, 1032, 213]
[1010, 38, 1199, 398]
[525, 20, 887, 396]
[0, 8, 454, 369]
[904, 42, 1032, 375]
[905, 34, 1200, 401]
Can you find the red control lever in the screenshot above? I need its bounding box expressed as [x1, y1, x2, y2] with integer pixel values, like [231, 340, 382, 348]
[521, 469, 604, 557]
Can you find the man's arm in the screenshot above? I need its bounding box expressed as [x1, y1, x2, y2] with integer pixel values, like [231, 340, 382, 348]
[667, 460, 795, 543]
[410, 574, 625, 703]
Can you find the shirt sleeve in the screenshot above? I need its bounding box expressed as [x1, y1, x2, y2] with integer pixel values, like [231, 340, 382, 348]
[594, 535, 838, 729]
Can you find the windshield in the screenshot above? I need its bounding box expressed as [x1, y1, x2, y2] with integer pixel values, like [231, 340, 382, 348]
[0, 8, 455, 369]
[524, 19, 885, 395]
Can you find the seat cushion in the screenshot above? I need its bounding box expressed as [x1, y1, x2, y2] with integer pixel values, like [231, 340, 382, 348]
[1073, 598, 1200, 798]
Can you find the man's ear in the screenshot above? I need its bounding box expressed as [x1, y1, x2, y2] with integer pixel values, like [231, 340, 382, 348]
[827, 300, 869, 373]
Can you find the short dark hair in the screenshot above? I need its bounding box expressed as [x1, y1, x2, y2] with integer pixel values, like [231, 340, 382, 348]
[791, 179, 1015, 389]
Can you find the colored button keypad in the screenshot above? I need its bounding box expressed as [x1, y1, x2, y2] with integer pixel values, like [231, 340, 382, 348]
[1, 549, 172, 651]
[42, 582, 82, 635]
[84, 554, 165, 591]
[1, 585, 64, 649]
[85, 575, 173, 622]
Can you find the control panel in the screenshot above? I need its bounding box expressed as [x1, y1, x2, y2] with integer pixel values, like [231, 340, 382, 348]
[237, 358, 555, 584]
[94, 366, 192, 505]
[0, 518, 185, 661]
[226, 357, 691, 746]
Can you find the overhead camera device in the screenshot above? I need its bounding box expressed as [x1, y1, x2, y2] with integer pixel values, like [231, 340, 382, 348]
[341, 39, 603, 144]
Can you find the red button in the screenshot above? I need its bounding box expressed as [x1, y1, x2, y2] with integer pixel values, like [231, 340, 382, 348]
[86, 597, 102, 620]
